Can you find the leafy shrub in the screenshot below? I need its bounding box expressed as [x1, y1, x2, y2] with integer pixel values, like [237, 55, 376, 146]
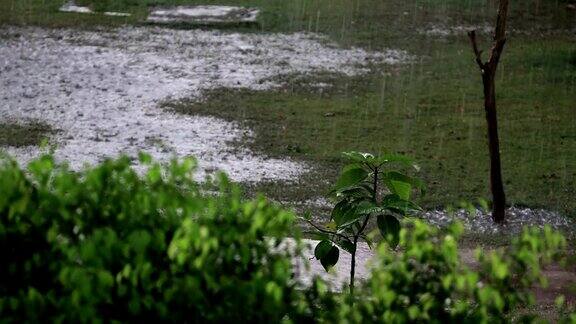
[306, 151, 424, 296]
[0, 153, 569, 323]
[0, 154, 307, 322]
[561, 313, 576, 324]
[325, 220, 567, 323]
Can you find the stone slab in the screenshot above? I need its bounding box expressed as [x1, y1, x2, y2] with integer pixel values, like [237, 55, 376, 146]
[147, 5, 260, 25]
[59, 3, 92, 14]
[59, 1, 131, 17]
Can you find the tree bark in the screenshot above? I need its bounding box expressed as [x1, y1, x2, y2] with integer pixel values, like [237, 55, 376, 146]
[482, 70, 507, 223]
[468, 0, 509, 223]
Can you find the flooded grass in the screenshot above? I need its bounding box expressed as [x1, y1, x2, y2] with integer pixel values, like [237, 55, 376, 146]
[0, 121, 55, 147]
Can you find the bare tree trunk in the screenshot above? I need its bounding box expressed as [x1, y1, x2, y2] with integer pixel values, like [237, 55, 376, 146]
[468, 0, 509, 223]
[482, 70, 507, 223]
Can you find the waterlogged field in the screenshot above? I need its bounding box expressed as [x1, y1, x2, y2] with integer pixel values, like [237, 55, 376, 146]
[0, 0, 575, 220]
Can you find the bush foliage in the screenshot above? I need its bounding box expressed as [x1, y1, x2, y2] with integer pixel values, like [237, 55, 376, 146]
[0, 154, 307, 322]
[0, 154, 569, 322]
[321, 220, 567, 323]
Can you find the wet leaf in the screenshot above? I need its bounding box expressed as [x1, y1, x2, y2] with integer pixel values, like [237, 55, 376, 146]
[333, 167, 368, 192]
[314, 240, 333, 260]
[322, 247, 339, 271]
[377, 214, 401, 248]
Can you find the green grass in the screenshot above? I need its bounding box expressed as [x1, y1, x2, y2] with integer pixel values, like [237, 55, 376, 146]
[2, 0, 574, 35]
[0, 122, 55, 147]
[1, 0, 575, 218]
[165, 37, 576, 217]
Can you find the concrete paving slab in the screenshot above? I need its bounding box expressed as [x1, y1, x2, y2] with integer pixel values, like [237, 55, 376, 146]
[59, 2, 92, 14]
[59, 1, 131, 17]
[104, 12, 131, 17]
[147, 5, 260, 25]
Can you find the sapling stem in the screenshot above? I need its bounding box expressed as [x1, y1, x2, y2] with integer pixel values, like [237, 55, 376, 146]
[348, 166, 379, 301]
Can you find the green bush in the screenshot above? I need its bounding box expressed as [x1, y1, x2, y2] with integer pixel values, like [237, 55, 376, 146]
[0, 154, 308, 322]
[324, 220, 567, 323]
[0, 153, 569, 322]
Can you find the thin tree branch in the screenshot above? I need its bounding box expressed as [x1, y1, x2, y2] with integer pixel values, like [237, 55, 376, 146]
[467, 30, 485, 70]
[363, 162, 375, 172]
[300, 217, 351, 242]
[489, 0, 509, 69]
[488, 39, 507, 70]
[493, 0, 509, 43]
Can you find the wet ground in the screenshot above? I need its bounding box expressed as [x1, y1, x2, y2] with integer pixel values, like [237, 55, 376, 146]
[1, 0, 575, 216]
[1, 21, 574, 243]
[0, 26, 407, 181]
[294, 238, 576, 308]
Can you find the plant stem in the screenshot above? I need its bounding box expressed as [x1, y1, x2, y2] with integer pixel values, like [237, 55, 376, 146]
[348, 167, 379, 301]
[373, 167, 379, 203]
[349, 244, 356, 298]
[302, 218, 350, 241]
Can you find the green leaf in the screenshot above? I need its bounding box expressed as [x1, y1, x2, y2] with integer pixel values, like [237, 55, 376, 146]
[325, 221, 337, 231]
[390, 180, 411, 200]
[384, 171, 426, 198]
[377, 214, 401, 248]
[334, 239, 355, 254]
[138, 152, 152, 164]
[355, 200, 379, 215]
[381, 194, 421, 214]
[337, 210, 364, 229]
[383, 172, 411, 200]
[337, 186, 372, 200]
[478, 198, 490, 213]
[331, 200, 352, 225]
[321, 246, 339, 272]
[314, 240, 333, 260]
[333, 166, 368, 192]
[314, 240, 340, 271]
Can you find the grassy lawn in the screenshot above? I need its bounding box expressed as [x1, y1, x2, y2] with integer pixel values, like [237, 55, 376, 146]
[1, 0, 575, 218]
[166, 36, 576, 217]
